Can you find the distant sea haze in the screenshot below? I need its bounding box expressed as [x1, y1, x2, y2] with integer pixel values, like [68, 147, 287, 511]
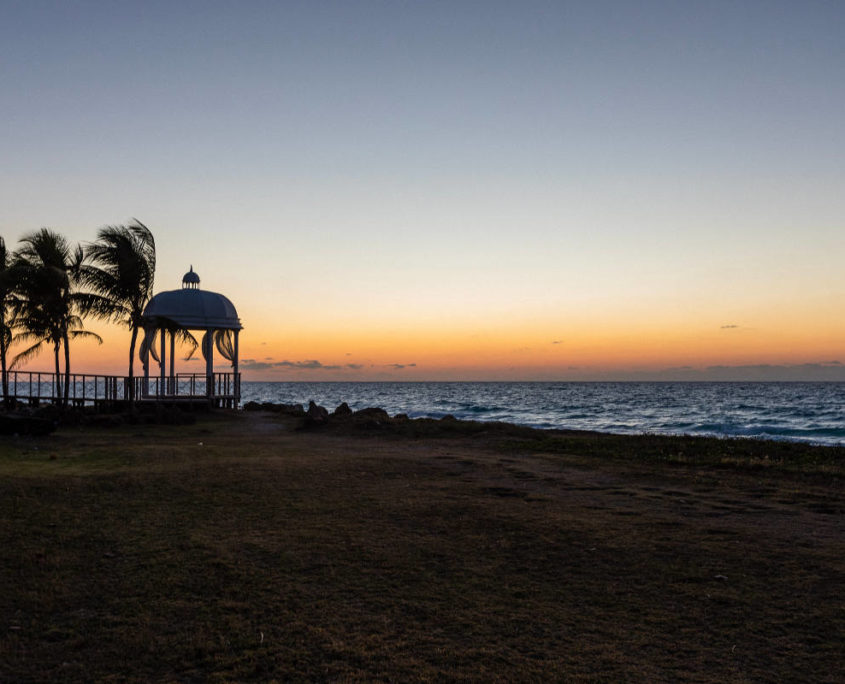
[241, 382, 845, 446]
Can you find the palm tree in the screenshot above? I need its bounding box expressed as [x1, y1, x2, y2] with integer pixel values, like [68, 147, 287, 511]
[81, 219, 156, 402]
[10, 229, 104, 407]
[0, 237, 14, 408]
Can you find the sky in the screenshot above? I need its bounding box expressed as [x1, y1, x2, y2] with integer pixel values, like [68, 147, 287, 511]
[1, 0, 844, 381]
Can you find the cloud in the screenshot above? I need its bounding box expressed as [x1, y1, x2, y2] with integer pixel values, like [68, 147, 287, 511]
[626, 362, 845, 381]
[720, 324, 739, 329]
[239, 358, 367, 372]
[387, 363, 417, 369]
[552, 340, 562, 345]
[239, 359, 332, 371]
[275, 359, 340, 370]
[238, 360, 276, 371]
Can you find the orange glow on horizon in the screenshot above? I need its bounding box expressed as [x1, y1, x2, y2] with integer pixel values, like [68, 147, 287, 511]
[18, 305, 841, 382]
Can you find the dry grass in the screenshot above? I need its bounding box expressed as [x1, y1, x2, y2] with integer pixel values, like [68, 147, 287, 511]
[1, 411, 842, 682]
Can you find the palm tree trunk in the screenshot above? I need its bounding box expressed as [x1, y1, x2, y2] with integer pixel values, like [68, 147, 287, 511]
[54, 342, 62, 406]
[0, 343, 8, 410]
[63, 333, 71, 408]
[128, 325, 139, 404]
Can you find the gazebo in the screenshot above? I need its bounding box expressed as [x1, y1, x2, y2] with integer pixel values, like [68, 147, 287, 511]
[140, 267, 242, 407]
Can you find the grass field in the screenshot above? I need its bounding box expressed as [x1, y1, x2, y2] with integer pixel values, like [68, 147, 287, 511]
[1, 411, 843, 682]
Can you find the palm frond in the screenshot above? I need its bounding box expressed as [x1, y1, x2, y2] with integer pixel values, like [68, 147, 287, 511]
[11, 331, 41, 345]
[10, 340, 45, 369]
[68, 330, 103, 344]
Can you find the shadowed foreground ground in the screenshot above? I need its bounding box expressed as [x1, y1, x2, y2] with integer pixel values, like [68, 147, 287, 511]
[1, 411, 842, 682]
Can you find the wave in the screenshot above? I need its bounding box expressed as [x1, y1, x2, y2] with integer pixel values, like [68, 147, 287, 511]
[241, 381, 845, 447]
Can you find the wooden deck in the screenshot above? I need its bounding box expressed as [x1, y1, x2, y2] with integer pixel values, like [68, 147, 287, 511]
[2, 370, 241, 409]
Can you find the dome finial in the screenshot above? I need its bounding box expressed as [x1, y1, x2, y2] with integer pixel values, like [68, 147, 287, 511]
[182, 265, 201, 289]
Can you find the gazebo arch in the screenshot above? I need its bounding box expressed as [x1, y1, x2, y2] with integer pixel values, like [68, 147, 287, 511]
[140, 267, 242, 407]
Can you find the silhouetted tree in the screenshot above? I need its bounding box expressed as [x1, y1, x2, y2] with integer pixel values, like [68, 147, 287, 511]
[81, 219, 156, 401]
[10, 229, 103, 407]
[0, 237, 14, 408]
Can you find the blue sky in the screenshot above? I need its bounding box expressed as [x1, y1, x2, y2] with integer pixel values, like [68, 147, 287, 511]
[1, 1, 844, 379]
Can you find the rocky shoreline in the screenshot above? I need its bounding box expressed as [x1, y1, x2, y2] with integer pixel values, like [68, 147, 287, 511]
[242, 399, 550, 437]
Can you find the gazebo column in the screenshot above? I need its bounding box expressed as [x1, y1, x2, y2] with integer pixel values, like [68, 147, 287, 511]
[233, 329, 240, 404]
[169, 330, 176, 395]
[142, 327, 150, 398]
[159, 325, 166, 397]
[206, 327, 214, 399]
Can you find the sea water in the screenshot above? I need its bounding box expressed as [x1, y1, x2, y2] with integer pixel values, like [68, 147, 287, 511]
[240, 381, 845, 446]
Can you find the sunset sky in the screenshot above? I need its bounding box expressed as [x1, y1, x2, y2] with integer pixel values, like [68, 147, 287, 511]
[1, 1, 844, 380]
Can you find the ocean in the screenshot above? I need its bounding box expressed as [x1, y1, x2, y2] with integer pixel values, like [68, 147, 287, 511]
[240, 381, 845, 446]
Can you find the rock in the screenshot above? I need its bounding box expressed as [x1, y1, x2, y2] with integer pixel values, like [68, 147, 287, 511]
[333, 402, 352, 417]
[307, 401, 329, 420]
[353, 407, 390, 421]
[393, 413, 409, 422]
[349, 407, 391, 430]
[302, 401, 329, 429]
[278, 403, 305, 417]
[243, 401, 305, 417]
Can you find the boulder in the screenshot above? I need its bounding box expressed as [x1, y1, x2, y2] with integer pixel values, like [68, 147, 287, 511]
[302, 401, 329, 429]
[333, 402, 353, 417]
[350, 407, 391, 429]
[354, 407, 390, 419]
[307, 401, 329, 420]
[278, 403, 306, 417]
[243, 401, 305, 417]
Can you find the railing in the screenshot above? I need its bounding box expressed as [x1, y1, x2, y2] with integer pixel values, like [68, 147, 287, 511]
[2, 370, 241, 407]
[4, 370, 124, 405]
[141, 373, 240, 401]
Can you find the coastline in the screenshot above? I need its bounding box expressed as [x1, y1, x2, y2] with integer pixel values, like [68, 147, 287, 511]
[245, 399, 845, 476]
[240, 381, 845, 446]
[1, 409, 842, 681]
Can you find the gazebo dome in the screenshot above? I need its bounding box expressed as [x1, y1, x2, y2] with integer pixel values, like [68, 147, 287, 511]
[143, 285, 242, 330]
